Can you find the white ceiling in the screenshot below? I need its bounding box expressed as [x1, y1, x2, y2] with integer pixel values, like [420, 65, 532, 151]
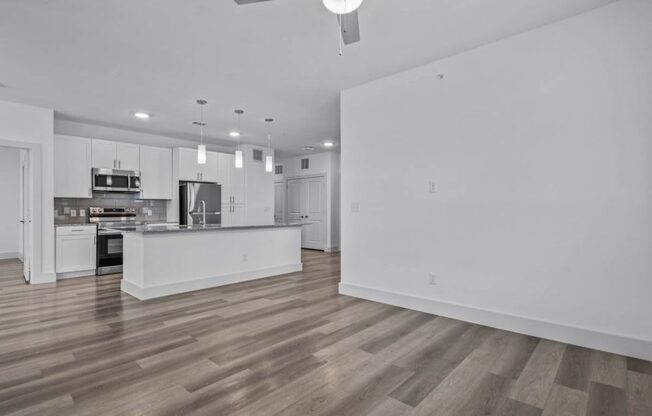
[0, 0, 615, 156]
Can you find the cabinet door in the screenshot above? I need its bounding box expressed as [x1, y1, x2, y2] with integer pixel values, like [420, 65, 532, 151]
[56, 234, 96, 273]
[217, 153, 232, 204]
[200, 151, 219, 182]
[221, 204, 231, 226]
[274, 181, 285, 222]
[140, 146, 172, 199]
[91, 139, 117, 169]
[229, 159, 245, 204]
[178, 148, 201, 181]
[231, 204, 246, 226]
[116, 142, 140, 171]
[54, 135, 92, 198]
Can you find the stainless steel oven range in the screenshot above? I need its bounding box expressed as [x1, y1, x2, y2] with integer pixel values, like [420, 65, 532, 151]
[89, 207, 138, 275]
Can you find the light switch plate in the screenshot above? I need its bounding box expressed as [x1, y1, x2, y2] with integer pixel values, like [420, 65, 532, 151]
[429, 181, 438, 194]
[147, 209, 152, 217]
[70, 209, 77, 217]
[351, 203, 360, 213]
[79, 209, 86, 217]
[63, 207, 70, 214]
[142, 207, 148, 214]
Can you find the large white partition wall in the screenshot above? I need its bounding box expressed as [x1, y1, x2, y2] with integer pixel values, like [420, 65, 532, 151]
[0, 100, 55, 283]
[340, 0, 652, 360]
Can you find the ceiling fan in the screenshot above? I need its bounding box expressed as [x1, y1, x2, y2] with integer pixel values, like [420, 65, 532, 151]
[233, 0, 363, 52]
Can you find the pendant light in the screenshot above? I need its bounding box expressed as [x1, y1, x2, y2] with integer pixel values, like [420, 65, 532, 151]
[265, 118, 274, 173]
[322, 0, 364, 14]
[234, 109, 244, 169]
[194, 99, 208, 165]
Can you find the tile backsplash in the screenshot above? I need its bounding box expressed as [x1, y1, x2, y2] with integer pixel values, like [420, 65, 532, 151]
[54, 192, 168, 224]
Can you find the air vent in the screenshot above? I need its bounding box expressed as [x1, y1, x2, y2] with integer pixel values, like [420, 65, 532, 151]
[301, 158, 309, 170]
[275, 165, 283, 175]
[252, 149, 263, 162]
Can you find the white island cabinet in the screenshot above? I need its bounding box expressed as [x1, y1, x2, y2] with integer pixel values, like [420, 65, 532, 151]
[120, 224, 302, 300]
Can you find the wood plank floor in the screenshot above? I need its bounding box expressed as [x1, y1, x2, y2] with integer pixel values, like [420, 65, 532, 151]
[1, 251, 651, 416]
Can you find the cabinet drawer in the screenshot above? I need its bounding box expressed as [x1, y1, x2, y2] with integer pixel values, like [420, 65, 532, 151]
[56, 226, 97, 236]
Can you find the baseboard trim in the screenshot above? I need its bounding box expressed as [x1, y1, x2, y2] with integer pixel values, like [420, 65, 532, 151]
[339, 282, 652, 362]
[122, 263, 303, 300]
[0, 251, 20, 260]
[56, 270, 96, 280]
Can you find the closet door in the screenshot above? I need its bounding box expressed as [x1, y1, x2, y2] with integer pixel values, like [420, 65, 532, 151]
[286, 177, 326, 250]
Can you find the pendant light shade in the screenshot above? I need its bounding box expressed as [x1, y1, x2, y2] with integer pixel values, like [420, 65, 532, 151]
[195, 99, 208, 165]
[322, 0, 363, 14]
[265, 155, 273, 173]
[233, 109, 244, 169]
[265, 117, 274, 173]
[197, 144, 206, 165]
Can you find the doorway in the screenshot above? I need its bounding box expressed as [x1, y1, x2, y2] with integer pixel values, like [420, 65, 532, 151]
[287, 175, 326, 250]
[0, 145, 33, 283]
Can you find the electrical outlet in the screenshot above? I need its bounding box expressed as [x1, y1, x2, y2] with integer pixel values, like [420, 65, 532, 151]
[429, 273, 437, 285]
[54, 209, 58, 216]
[429, 182, 438, 194]
[79, 209, 86, 217]
[147, 209, 152, 217]
[70, 209, 77, 217]
[142, 207, 148, 214]
[242, 254, 248, 262]
[63, 207, 70, 214]
[351, 203, 360, 213]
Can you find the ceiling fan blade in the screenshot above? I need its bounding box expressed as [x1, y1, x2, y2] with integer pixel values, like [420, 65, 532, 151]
[339, 10, 361, 44]
[234, 0, 272, 4]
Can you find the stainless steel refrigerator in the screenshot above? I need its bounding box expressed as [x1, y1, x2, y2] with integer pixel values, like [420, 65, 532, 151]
[179, 182, 221, 226]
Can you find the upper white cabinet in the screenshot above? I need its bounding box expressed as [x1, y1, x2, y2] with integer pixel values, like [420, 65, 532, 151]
[54, 135, 93, 198]
[92, 139, 140, 170]
[139, 145, 172, 200]
[177, 147, 218, 182]
[116, 142, 140, 171]
[217, 153, 245, 205]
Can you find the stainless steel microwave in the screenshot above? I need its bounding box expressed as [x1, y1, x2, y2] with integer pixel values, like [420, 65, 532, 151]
[92, 168, 141, 193]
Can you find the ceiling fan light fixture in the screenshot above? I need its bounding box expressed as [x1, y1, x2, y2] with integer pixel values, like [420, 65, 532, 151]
[322, 0, 363, 15]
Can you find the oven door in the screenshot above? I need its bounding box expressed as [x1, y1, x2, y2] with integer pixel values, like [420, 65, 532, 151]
[96, 231, 123, 275]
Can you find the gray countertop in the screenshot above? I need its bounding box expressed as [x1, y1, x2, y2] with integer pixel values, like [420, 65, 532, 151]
[115, 223, 303, 234]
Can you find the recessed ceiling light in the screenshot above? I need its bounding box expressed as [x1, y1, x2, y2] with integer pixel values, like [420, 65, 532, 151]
[323, 141, 335, 148]
[229, 131, 241, 138]
[133, 112, 151, 119]
[303, 146, 315, 151]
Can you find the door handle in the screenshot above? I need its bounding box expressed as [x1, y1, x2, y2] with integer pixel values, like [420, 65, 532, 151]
[113, 160, 117, 168]
[118, 160, 121, 169]
[19, 220, 26, 223]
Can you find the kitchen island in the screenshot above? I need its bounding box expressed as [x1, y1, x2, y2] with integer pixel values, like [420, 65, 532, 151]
[120, 223, 303, 300]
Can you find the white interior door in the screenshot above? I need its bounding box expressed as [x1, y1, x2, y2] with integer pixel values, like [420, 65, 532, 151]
[21, 151, 32, 283]
[303, 176, 326, 250]
[286, 176, 326, 250]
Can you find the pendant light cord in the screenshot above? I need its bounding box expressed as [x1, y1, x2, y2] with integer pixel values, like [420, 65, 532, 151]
[338, 14, 343, 56]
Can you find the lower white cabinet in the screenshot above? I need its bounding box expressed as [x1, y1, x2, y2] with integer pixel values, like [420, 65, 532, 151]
[221, 204, 245, 226]
[55, 226, 97, 274]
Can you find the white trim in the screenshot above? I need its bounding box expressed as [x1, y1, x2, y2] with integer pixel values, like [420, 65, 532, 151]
[56, 270, 96, 280]
[122, 263, 303, 300]
[0, 252, 20, 260]
[339, 282, 652, 362]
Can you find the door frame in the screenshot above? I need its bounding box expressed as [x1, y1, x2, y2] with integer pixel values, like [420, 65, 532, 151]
[284, 173, 328, 251]
[0, 138, 41, 284]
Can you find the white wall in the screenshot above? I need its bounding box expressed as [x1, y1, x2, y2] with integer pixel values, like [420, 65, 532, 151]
[0, 147, 21, 258]
[0, 100, 55, 283]
[340, 0, 652, 360]
[278, 151, 341, 251]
